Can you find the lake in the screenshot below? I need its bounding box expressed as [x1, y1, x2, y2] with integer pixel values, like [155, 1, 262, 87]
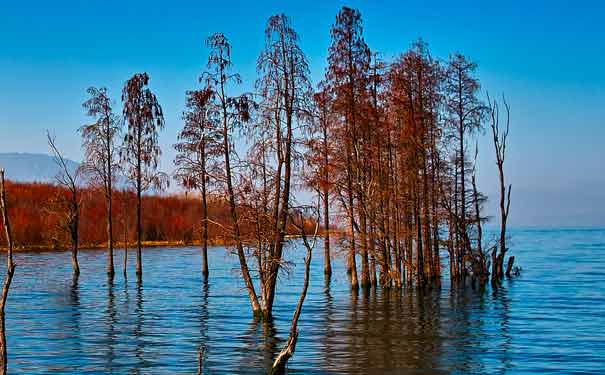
[4, 228, 605, 374]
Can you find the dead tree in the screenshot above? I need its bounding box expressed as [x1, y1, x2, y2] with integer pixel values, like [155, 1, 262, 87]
[488, 94, 512, 281]
[48, 132, 82, 276]
[121, 72, 167, 280]
[0, 169, 16, 375]
[80, 86, 121, 278]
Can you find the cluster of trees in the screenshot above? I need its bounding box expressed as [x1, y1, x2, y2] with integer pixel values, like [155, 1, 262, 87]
[0, 6, 515, 373]
[308, 8, 514, 289]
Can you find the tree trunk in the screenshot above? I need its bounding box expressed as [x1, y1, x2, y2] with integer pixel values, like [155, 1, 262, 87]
[505, 256, 515, 278]
[200, 166, 209, 279]
[123, 218, 128, 278]
[491, 250, 498, 284]
[219, 76, 261, 316]
[358, 193, 370, 288]
[0, 170, 16, 375]
[71, 229, 80, 276]
[322, 124, 332, 278]
[136, 155, 142, 279]
[107, 190, 114, 277]
[269, 228, 313, 375]
[322, 190, 331, 278]
[71, 200, 80, 276]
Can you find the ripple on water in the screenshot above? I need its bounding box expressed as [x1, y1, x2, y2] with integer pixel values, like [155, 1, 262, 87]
[4, 228, 605, 373]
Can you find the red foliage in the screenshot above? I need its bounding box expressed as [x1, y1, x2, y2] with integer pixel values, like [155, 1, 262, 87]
[0, 180, 248, 249]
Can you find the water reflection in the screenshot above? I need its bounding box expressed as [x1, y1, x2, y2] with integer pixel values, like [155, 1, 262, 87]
[0, 311, 6, 373]
[319, 277, 335, 370]
[196, 278, 209, 373]
[134, 279, 145, 375]
[103, 276, 116, 372]
[69, 274, 82, 370]
[4, 230, 605, 374]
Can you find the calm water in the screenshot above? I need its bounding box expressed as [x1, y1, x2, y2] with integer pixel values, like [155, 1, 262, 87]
[5, 228, 605, 374]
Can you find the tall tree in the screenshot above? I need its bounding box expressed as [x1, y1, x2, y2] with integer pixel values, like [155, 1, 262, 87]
[308, 84, 336, 278]
[121, 72, 167, 280]
[202, 33, 261, 316]
[387, 40, 442, 286]
[445, 53, 485, 279]
[254, 13, 312, 318]
[488, 94, 512, 281]
[80, 86, 121, 277]
[326, 6, 371, 289]
[174, 88, 222, 278]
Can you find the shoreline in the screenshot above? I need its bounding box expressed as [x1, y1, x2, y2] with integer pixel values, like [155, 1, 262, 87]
[1, 232, 340, 253]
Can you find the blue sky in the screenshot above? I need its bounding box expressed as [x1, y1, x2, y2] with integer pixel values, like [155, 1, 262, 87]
[1, 0, 603, 226]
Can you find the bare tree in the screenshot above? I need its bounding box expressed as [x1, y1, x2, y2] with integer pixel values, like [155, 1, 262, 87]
[202, 33, 261, 315]
[0, 169, 16, 375]
[47, 132, 83, 276]
[445, 53, 486, 280]
[488, 94, 512, 281]
[253, 13, 313, 318]
[80, 86, 121, 277]
[121, 72, 167, 280]
[174, 88, 222, 278]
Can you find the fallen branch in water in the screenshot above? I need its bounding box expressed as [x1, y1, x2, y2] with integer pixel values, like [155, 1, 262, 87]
[270, 206, 318, 375]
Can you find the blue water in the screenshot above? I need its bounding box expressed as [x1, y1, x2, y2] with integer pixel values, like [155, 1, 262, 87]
[4, 228, 605, 374]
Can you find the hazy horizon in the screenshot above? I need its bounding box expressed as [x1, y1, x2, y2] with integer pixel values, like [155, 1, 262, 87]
[1, 0, 603, 227]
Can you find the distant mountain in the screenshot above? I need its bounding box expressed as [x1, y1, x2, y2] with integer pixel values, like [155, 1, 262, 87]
[0, 153, 80, 183]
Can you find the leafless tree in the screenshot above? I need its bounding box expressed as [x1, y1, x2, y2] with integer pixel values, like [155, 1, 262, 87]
[174, 88, 222, 278]
[201, 33, 261, 315]
[488, 94, 512, 281]
[80, 86, 121, 277]
[445, 53, 486, 280]
[253, 13, 313, 318]
[47, 132, 83, 276]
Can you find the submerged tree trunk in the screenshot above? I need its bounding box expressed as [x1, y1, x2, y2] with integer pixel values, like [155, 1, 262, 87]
[505, 256, 515, 278]
[321, 117, 332, 278]
[220, 86, 261, 317]
[136, 157, 142, 279]
[200, 162, 209, 278]
[322, 190, 331, 278]
[106, 138, 114, 277]
[489, 95, 512, 281]
[123, 215, 128, 278]
[71, 241, 80, 276]
[71, 205, 80, 277]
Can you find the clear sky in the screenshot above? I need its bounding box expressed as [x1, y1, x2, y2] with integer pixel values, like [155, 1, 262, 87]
[1, 0, 603, 227]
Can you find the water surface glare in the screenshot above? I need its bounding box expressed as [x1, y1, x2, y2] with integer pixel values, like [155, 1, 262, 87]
[6, 228, 605, 374]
